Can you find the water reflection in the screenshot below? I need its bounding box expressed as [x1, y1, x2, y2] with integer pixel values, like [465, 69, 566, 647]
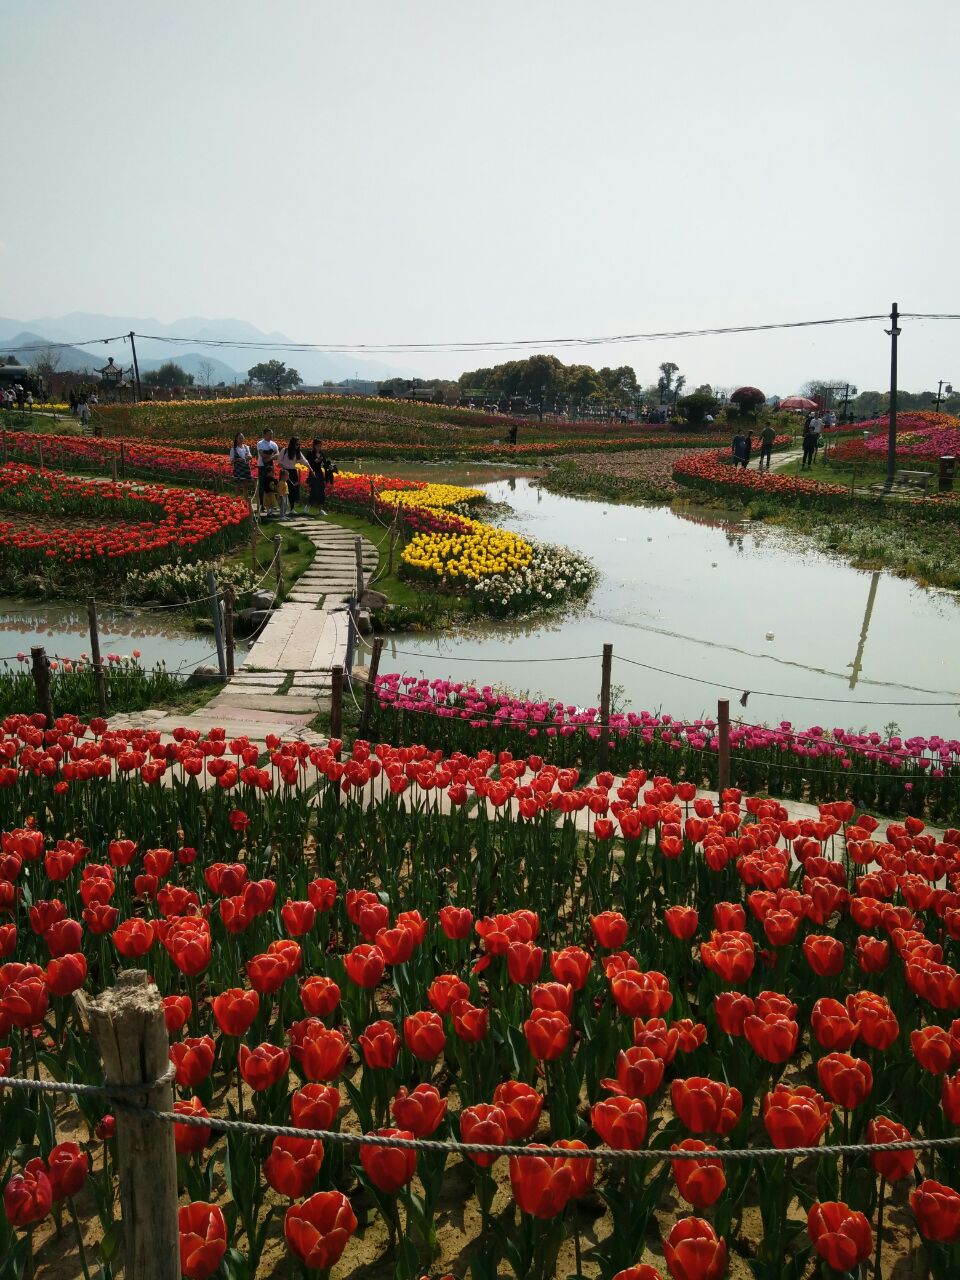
[378, 475, 960, 738]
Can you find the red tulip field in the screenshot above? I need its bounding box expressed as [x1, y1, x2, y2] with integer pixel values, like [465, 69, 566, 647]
[2, 714, 960, 1279]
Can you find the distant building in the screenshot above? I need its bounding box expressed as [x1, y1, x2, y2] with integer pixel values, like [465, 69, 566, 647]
[99, 356, 124, 388]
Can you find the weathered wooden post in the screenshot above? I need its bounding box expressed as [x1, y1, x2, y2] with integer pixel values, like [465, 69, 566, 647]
[249, 501, 258, 573]
[273, 534, 283, 597]
[111, 451, 118, 483]
[598, 643, 613, 771]
[718, 699, 731, 792]
[330, 664, 344, 738]
[206, 570, 227, 680]
[86, 597, 108, 716]
[30, 646, 54, 727]
[88, 971, 181, 1280]
[354, 535, 364, 598]
[358, 635, 384, 739]
[223, 585, 236, 677]
[119, 441, 126, 479]
[37, 438, 45, 470]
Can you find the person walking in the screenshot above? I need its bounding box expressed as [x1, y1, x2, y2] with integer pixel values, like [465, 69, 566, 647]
[732, 428, 747, 468]
[278, 436, 314, 516]
[742, 430, 754, 469]
[229, 431, 254, 502]
[810, 413, 824, 461]
[78, 398, 90, 429]
[801, 416, 816, 469]
[758, 422, 775, 470]
[256, 427, 280, 516]
[305, 437, 333, 514]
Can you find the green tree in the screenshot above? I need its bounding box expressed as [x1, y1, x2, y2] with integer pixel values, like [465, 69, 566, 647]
[143, 361, 193, 388]
[657, 361, 681, 403]
[248, 360, 303, 397]
[678, 390, 719, 427]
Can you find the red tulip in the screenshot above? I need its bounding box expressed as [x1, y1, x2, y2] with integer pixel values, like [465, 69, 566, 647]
[211, 987, 258, 1037]
[509, 1145, 576, 1219]
[343, 943, 385, 989]
[281, 899, 316, 936]
[743, 1012, 799, 1064]
[459, 1103, 507, 1167]
[762, 1086, 832, 1149]
[289, 1022, 350, 1081]
[523, 1008, 571, 1061]
[245, 952, 289, 995]
[803, 935, 845, 978]
[438, 905, 473, 939]
[178, 1202, 227, 1280]
[664, 906, 699, 941]
[306, 877, 336, 913]
[3, 1161, 52, 1226]
[493, 1081, 544, 1140]
[848, 992, 898, 1050]
[359, 1020, 401, 1070]
[43, 918, 83, 957]
[817, 1053, 873, 1109]
[427, 974, 469, 1015]
[112, 918, 155, 959]
[867, 1116, 916, 1182]
[911, 1179, 960, 1244]
[603, 1045, 665, 1099]
[591, 1096, 648, 1149]
[610, 970, 672, 1018]
[611, 1269, 664, 1280]
[670, 1140, 726, 1209]
[591, 911, 629, 949]
[45, 953, 87, 997]
[506, 940, 544, 985]
[549, 945, 592, 989]
[912, 1025, 957, 1074]
[284, 1191, 357, 1271]
[290, 1084, 340, 1131]
[360, 1128, 416, 1194]
[1, 977, 48, 1028]
[264, 1135, 325, 1199]
[810, 997, 859, 1051]
[404, 1010, 445, 1061]
[173, 1098, 211, 1155]
[807, 1201, 872, 1272]
[713, 992, 754, 1037]
[238, 1042, 289, 1092]
[300, 975, 340, 1018]
[170, 1036, 216, 1088]
[671, 1077, 742, 1137]
[450, 999, 489, 1043]
[856, 935, 890, 973]
[662, 1216, 727, 1280]
[701, 930, 755, 984]
[392, 1084, 447, 1137]
[46, 1143, 88, 1201]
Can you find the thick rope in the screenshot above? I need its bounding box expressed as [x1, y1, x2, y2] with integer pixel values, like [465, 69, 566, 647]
[1, 1074, 953, 1164]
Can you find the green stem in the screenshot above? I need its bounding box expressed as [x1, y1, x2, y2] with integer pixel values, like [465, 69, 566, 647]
[67, 1197, 92, 1280]
[873, 1178, 885, 1280]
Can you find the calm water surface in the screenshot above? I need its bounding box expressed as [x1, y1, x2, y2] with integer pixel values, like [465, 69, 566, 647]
[0, 599, 249, 672]
[362, 475, 960, 740]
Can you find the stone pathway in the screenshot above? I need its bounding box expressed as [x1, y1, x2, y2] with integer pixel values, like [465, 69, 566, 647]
[111, 516, 379, 741]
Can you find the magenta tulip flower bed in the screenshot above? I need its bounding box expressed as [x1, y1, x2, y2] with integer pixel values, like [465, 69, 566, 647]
[4, 714, 960, 1279]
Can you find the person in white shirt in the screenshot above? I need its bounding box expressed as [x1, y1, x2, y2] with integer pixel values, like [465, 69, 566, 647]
[256, 428, 280, 514]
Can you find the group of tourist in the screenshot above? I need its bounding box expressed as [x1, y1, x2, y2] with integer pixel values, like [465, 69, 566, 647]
[731, 422, 777, 470]
[229, 428, 336, 519]
[2, 385, 33, 411]
[800, 411, 831, 469]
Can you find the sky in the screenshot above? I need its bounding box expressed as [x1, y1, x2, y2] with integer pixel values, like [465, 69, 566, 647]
[2, 0, 958, 392]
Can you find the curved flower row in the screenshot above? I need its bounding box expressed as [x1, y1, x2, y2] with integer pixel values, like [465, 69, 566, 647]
[371, 673, 960, 817]
[0, 463, 250, 578]
[2, 715, 960, 1276]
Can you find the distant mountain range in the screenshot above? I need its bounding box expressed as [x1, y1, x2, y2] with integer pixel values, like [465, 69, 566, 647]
[0, 313, 407, 384]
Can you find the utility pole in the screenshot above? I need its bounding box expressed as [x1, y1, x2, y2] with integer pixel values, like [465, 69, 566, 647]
[935, 380, 952, 413]
[128, 331, 142, 403]
[884, 302, 900, 491]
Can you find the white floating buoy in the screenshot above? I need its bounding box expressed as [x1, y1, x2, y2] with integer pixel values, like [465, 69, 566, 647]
[766, 632, 775, 641]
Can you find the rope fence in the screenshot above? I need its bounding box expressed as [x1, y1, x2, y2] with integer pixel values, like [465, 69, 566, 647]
[1, 1073, 955, 1165]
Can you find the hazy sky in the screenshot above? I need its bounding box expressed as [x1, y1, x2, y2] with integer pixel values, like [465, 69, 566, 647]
[3, 0, 958, 390]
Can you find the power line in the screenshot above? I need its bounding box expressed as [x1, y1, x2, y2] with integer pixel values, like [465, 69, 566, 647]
[134, 314, 890, 355]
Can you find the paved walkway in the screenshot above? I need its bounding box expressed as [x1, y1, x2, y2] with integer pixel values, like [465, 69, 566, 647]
[111, 516, 378, 740]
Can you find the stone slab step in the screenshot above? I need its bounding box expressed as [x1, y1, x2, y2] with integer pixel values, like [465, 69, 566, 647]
[211, 692, 322, 715]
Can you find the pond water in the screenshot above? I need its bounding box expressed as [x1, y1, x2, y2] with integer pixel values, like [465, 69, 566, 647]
[359, 474, 960, 740]
[0, 599, 249, 673]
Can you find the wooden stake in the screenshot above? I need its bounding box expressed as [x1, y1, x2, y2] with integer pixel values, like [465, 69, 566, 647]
[88, 971, 180, 1280]
[206, 570, 227, 680]
[111, 451, 118, 483]
[30, 646, 54, 728]
[598, 643, 613, 771]
[223, 585, 236, 677]
[354, 535, 364, 598]
[37, 439, 44, 470]
[273, 534, 283, 597]
[358, 635, 384, 739]
[119, 441, 126, 479]
[86, 597, 108, 716]
[718, 699, 731, 792]
[330, 664, 344, 738]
